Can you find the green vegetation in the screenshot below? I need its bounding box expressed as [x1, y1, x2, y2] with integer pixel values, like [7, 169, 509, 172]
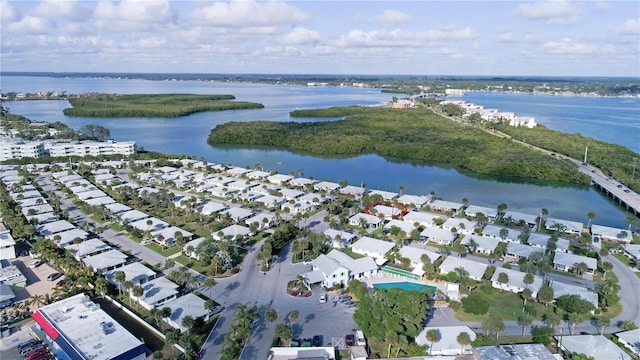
[496, 124, 640, 192]
[63, 93, 264, 118]
[208, 106, 590, 184]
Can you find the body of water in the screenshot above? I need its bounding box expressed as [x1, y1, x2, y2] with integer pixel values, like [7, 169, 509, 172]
[0, 75, 636, 228]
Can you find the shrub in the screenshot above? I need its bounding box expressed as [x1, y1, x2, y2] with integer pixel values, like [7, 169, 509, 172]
[461, 292, 490, 315]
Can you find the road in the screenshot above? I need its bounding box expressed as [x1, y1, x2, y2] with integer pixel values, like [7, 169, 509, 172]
[608, 254, 640, 326]
[199, 240, 358, 359]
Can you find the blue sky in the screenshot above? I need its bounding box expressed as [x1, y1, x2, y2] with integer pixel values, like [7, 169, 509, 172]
[1, 0, 639, 76]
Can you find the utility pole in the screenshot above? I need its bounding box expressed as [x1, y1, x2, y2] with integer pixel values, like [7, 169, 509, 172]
[583, 146, 588, 164]
[633, 158, 637, 179]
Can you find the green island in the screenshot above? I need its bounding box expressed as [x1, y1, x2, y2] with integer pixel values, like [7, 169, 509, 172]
[63, 93, 264, 118]
[207, 106, 591, 184]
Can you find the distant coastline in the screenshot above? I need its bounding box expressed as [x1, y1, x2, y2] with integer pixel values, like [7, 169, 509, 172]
[1, 71, 638, 98]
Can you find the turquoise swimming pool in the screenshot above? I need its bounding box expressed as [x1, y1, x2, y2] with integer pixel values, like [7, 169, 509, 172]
[373, 282, 436, 293]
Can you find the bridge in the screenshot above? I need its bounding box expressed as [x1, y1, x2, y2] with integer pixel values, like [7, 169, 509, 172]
[576, 161, 640, 217]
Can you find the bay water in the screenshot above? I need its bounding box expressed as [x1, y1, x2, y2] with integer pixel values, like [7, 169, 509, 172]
[1, 75, 637, 228]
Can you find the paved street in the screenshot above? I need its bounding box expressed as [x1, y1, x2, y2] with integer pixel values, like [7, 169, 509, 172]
[199, 239, 358, 359]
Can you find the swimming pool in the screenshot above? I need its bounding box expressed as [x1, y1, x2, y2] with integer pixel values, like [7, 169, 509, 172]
[372, 282, 436, 293]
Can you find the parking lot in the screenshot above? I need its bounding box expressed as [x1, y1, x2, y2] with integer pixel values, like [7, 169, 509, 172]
[8, 255, 65, 309]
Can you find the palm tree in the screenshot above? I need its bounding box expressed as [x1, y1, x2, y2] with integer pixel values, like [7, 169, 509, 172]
[573, 262, 589, 278]
[425, 329, 441, 355]
[265, 308, 278, 323]
[114, 271, 126, 296]
[587, 211, 596, 228]
[456, 332, 471, 354]
[274, 323, 294, 344]
[28, 294, 46, 309]
[538, 208, 548, 232]
[181, 315, 194, 330]
[601, 261, 613, 279]
[288, 310, 299, 324]
[517, 313, 533, 338]
[124, 280, 133, 305]
[203, 276, 216, 298]
[132, 285, 144, 310]
[497, 272, 509, 289]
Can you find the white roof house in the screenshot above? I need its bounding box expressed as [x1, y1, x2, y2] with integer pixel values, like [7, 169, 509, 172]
[429, 199, 463, 214]
[0, 231, 16, 260]
[416, 326, 476, 356]
[396, 194, 430, 207]
[66, 238, 111, 260]
[506, 242, 544, 260]
[45, 228, 89, 247]
[163, 293, 212, 332]
[104, 262, 157, 287]
[267, 173, 293, 185]
[545, 217, 584, 235]
[368, 189, 399, 200]
[553, 252, 597, 275]
[460, 235, 501, 254]
[76, 189, 108, 201]
[464, 205, 498, 221]
[491, 267, 544, 297]
[213, 224, 251, 241]
[373, 204, 402, 218]
[420, 227, 456, 245]
[136, 277, 180, 310]
[84, 196, 116, 206]
[481, 224, 523, 243]
[281, 201, 315, 214]
[183, 237, 208, 259]
[558, 335, 632, 360]
[323, 229, 357, 249]
[226, 166, 250, 177]
[442, 218, 477, 234]
[289, 177, 317, 188]
[474, 344, 556, 360]
[398, 245, 440, 271]
[527, 232, 571, 253]
[104, 202, 132, 215]
[151, 226, 194, 246]
[339, 185, 366, 197]
[549, 280, 598, 308]
[21, 203, 54, 215]
[36, 220, 76, 236]
[624, 244, 640, 265]
[119, 209, 150, 224]
[16, 196, 47, 208]
[402, 211, 446, 227]
[25, 212, 59, 225]
[326, 250, 378, 280]
[280, 188, 304, 200]
[351, 237, 395, 260]
[313, 181, 341, 192]
[245, 170, 270, 179]
[503, 211, 538, 227]
[308, 253, 350, 288]
[591, 224, 632, 243]
[129, 217, 169, 233]
[244, 213, 275, 230]
[349, 213, 383, 228]
[69, 184, 99, 194]
[616, 329, 640, 356]
[219, 207, 254, 222]
[83, 250, 129, 274]
[384, 219, 416, 235]
[439, 257, 488, 281]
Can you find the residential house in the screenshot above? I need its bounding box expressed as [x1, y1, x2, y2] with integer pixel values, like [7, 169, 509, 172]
[402, 211, 446, 227]
[313, 181, 341, 193]
[219, 207, 254, 223]
[244, 213, 275, 230]
[266, 173, 293, 185]
[136, 277, 180, 310]
[367, 189, 398, 201]
[506, 242, 544, 261]
[396, 194, 429, 208]
[183, 237, 208, 260]
[0, 231, 16, 260]
[557, 335, 632, 360]
[289, 177, 316, 188]
[553, 252, 597, 275]
[104, 262, 157, 287]
[481, 224, 523, 243]
[616, 329, 640, 356]
[442, 218, 477, 234]
[339, 185, 367, 198]
[163, 293, 213, 332]
[304, 249, 377, 288]
[420, 227, 456, 245]
[82, 250, 129, 274]
[591, 224, 632, 243]
[439, 257, 488, 281]
[281, 201, 315, 214]
[36, 220, 76, 237]
[460, 235, 500, 255]
[66, 238, 111, 260]
[473, 344, 556, 360]
[398, 245, 440, 276]
[624, 244, 640, 268]
[416, 326, 476, 356]
[527, 232, 570, 252]
[151, 226, 194, 247]
[491, 267, 543, 297]
[348, 213, 383, 229]
[503, 211, 538, 228]
[323, 229, 356, 249]
[199, 201, 229, 216]
[545, 217, 584, 235]
[45, 228, 89, 247]
[429, 200, 463, 214]
[350, 237, 395, 261]
[119, 209, 150, 225]
[549, 280, 598, 308]
[383, 219, 416, 236]
[0, 260, 27, 287]
[213, 224, 251, 241]
[129, 217, 169, 233]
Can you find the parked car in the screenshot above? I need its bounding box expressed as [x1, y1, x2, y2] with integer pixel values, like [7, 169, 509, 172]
[18, 340, 40, 353]
[26, 348, 48, 360]
[426, 307, 434, 317]
[345, 334, 355, 346]
[209, 306, 224, 316]
[47, 272, 63, 281]
[29, 260, 41, 268]
[344, 300, 356, 307]
[20, 343, 44, 356]
[319, 293, 327, 303]
[339, 295, 352, 303]
[55, 280, 66, 288]
[355, 330, 366, 346]
[312, 335, 323, 347]
[303, 259, 312, 266]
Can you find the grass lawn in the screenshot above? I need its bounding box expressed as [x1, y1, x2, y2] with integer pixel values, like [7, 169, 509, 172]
[342, 247, 365, 259]
[454, 286, 546, 322]
[602, 302, 623, 318]
[174, 254, 211, 274]
[146, 242, 182, 257]
[613, 253, 631, 266]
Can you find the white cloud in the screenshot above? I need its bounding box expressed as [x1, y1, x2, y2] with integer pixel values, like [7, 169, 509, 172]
[94, 0, 176, 29]
[371, 10, 411, 25]
[620, 18, 640, 35]
[7, 15, 52, 34]
[254, 45, 301, 57]
[515, 0, 583, 25]
[336, 27, 476, 48]
[499, 32, 519, 43]
[1, 0, 18, 22]
[189, 0, 308, 27]
[137, 36, 168, 49]
[541, 38, 613, 54]
[32, 0, 91, 21]
[277, 27, 321, 45]
[310, 45, 333, 56]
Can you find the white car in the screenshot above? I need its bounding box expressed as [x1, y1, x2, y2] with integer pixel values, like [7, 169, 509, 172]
[319, 293, 327, 303]
[303, 259, 313, 266]
[29, 260, 41, 268]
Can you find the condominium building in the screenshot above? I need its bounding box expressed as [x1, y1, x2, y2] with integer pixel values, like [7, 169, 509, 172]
[48, 140, 136, 157]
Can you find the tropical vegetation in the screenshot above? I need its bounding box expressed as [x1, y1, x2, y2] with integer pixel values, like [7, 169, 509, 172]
[64, 93, 264, 118]
[207, 106, 590, 184]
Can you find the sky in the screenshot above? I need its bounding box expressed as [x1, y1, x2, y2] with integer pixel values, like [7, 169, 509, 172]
[1, 0, 639, 77]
